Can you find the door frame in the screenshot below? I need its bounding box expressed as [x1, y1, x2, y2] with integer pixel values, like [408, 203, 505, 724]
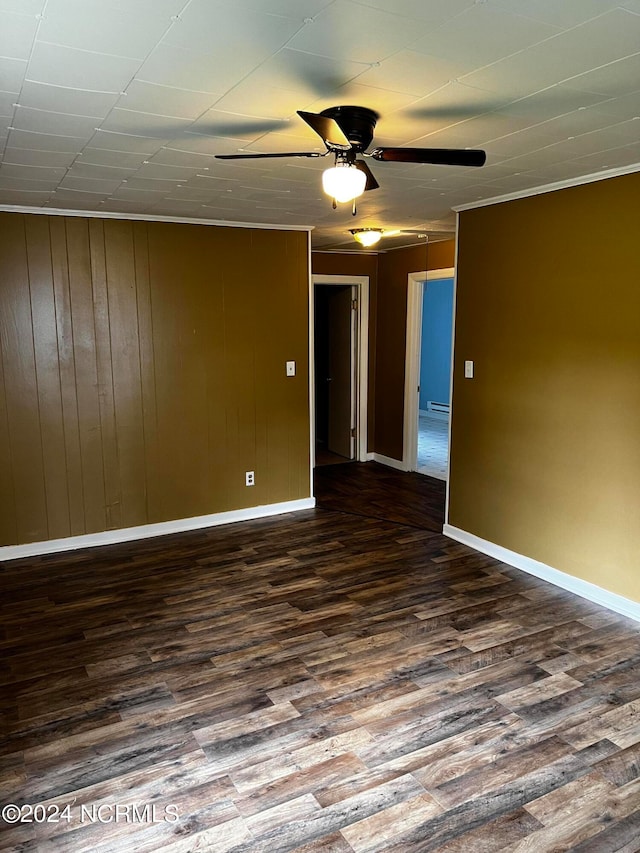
[311, 274, 369, 465]
[403, 266, 455, 472]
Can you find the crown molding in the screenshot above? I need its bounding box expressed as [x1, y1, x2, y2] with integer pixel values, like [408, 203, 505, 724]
[0, 204, 314, 231]
[454, 162, 640, 212]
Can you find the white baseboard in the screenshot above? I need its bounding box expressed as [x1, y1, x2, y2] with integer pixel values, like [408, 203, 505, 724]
[443, 524, 640, 623]
[372, 453, 407, 472]
[0, 498, 316, 562]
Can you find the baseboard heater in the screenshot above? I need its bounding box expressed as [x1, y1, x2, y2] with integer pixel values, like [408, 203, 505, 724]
[427, 401, 450, 415]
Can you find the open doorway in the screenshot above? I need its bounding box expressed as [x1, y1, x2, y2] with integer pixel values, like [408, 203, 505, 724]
[417, 276, 454, 479]
[314, 284, 356, 465]
[311, 274, 369, 468]
[404, 267, 455, 478]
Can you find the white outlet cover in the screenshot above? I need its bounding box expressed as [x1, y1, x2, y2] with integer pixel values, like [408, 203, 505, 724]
[286, 360, 296, 376]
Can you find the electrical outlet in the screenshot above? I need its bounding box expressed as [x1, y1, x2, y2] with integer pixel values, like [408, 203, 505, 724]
[286, 360, 296, 377]
[245, 471, 255, 487]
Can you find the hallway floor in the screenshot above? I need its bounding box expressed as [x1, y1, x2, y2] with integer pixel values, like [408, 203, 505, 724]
[417, 413, 449, 480]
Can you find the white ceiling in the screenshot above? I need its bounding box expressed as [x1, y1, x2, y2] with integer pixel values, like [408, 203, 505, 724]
[1, 0, 640, 251]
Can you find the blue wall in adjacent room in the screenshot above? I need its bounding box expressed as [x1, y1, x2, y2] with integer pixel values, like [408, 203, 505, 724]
[419, 277, 454, 410]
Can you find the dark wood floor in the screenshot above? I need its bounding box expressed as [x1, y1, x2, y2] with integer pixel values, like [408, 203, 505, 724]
[2, 463, 640, 852]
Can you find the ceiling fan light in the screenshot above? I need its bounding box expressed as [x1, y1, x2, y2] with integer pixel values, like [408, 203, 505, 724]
[351, 228, 383, 247]
[322, 162, 367, 203]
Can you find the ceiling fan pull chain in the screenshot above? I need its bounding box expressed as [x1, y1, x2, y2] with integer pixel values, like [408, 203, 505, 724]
[332, 198, 337, 209]
[352, 199, 357, 216]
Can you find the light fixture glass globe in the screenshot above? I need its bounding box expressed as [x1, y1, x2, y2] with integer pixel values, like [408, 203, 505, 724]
[322, 163, 367, 203]
[353, 229, 382, 247]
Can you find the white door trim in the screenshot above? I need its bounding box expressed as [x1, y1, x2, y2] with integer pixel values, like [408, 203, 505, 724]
[311, 274, 370, 464]
[403, 267, 455, 472]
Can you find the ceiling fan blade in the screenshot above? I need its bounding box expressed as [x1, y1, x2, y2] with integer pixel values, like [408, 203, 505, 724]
[371, 147, 486, 167]
[297, 110, 351, 150]
[215, 151, 322, 160]
[354, 160, 379, 191]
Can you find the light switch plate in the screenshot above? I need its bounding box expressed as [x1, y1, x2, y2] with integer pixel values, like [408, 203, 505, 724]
[286, 360, 296, 377]
[464, 360, 474, 379]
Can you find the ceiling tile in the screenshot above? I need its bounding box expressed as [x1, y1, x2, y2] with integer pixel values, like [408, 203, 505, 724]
[491, 0, 621, 28]
[135, 162, 201, 181]
[410, 5, 559, 71]
[17, 81, 120, 118]
[162, 0, 301, 59]
[118, 80, 221, 120]
[212, 84, 310, 119]
[67, 161, 136, 181]
[498, 85, 611, 124]
[286, 0, 432, 63]
[86, 130, 166, 154]
[26, 42, 142, 91]
[0, 189, 52, 203]
[561, 54, 640, 98]
[79, 147, 149, 168]
[2, 147, 77, 166]
[462, 11, 640, 100]
[0, 162, 67, 181]
[0, 175, 61, 190]
[591, 91, 640, 120]
[6, 127, 87, 152]
[123, 177, 183, 192]
[349, 0, 475, 25]
[0, 0, 45, 11]
[0, 56, 28, 93]
[572, 141, 640, 171]
[0, 92, 15, 116]
[59, 174, 123, 193]
[38, 0, 172, 60]
[51, 190, 112, 207]
[159, 132, 230, 155]
[250, 48, 371, 100]
[136, 43, 253, 92]
[109, 186, 166, 201]
[12, 106, 99, 138]
[215, 0, 334, 15]
[355, 50, 472, 98]
[149, 148, 218, 168]
[0, 10, 39, 60]
[99, 108, 193, 138]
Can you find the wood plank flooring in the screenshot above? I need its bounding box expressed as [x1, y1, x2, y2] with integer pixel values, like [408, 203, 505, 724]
[2, 462, 640, 852]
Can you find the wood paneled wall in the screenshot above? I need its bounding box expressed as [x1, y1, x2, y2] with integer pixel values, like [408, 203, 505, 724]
[450, 172, 640, 602]
[0, 213, 310, 547]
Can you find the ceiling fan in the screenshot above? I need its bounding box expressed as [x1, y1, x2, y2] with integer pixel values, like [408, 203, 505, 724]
[215, 105, 486, 213]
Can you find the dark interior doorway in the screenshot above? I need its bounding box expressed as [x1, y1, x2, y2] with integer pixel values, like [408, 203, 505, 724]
[314, 284, 355, 467]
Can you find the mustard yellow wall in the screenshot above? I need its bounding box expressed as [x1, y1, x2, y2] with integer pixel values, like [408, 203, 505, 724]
[0, 213, 310, 546]
[450, 172, 640, 602]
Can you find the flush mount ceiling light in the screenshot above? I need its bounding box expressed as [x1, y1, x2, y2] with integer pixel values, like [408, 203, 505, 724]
[350, 228, 384, 247]
[350, 228, 431, 248]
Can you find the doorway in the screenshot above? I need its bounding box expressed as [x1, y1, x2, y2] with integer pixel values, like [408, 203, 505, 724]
[404, 267, 455, 478]
[311, 274, 369, 468]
